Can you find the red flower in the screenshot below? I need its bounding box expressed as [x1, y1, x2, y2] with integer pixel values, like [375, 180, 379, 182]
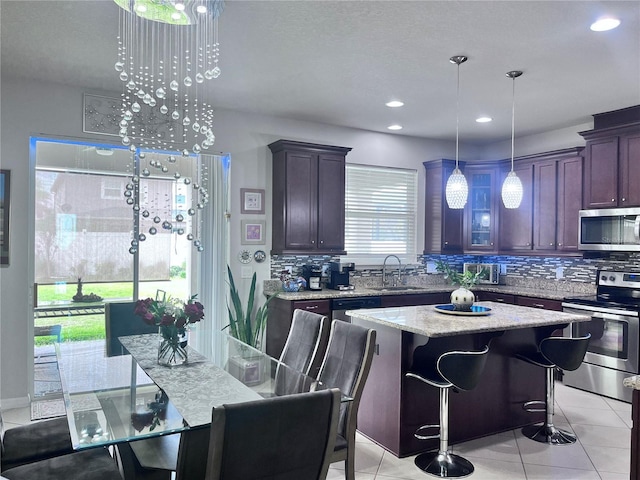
[184, 302, 204, 322]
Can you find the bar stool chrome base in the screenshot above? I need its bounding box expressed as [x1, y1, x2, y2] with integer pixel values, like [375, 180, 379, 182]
[521, 423, 577, 445]
[415, 451, 474, 478]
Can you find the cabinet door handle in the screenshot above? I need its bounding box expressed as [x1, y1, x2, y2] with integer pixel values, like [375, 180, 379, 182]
[444, 241, 449, 245]
[311, 240, 315, 244]
[612, 198, 616, 202]
[558, 243, 563, 246]
[496, 298, 505, 302]
[527, 243, 531, 246]
[490, 242, 494, 246]
[550, 243, 554, 246]
[319, 240, 324, 244]
[622, 198, 626, 202]
[305, 305, 318, 310]
[533, 303, 545, 308]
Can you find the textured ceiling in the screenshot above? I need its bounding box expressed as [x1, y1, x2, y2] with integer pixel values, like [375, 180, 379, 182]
[2, 0, 639, 144]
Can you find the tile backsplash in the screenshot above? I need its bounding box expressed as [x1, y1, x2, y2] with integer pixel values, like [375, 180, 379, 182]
[270, 252, 640, 293]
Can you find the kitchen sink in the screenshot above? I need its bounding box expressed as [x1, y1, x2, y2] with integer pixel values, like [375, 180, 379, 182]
[369, 286, 424, 292]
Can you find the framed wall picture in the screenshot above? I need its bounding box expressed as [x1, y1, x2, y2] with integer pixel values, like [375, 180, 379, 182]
[0, 170, 10, 266]
[240, 188, 265, 214]
[241, 220, 266, 245]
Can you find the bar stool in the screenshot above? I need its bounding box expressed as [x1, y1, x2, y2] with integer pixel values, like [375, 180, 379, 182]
[406, 345, 490, 478]
[516, 333, 591, 445]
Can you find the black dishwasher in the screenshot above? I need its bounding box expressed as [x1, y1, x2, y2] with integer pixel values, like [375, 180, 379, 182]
[331, 297, 382, 322]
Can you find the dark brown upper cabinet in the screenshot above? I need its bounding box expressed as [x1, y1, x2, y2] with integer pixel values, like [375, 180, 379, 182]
[269, 139, 352, 255]
[423, 159, 464, 254]
[464, 164, 499, 253]
[556, 153, 584, 252]
[581, 106, 640, 209]
[498, 148, 584, 255]
[499, 161, 534, 252]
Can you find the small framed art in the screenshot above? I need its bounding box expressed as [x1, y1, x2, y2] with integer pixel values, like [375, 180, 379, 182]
[241, 220, 266, 245]
[0, 170, 10, 266]
[240, 188, 265, 214]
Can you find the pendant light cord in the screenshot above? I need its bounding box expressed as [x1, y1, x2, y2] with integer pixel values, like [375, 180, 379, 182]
[456, 61, 460, 170]
[510, 75, 516, 172]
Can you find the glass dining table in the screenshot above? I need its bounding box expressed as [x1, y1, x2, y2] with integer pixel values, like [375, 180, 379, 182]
[56, 332, 333, 450]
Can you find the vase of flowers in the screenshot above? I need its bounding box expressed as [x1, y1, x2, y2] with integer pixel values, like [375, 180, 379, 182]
[435, 260, 482, 311]
[134, 294, 204, 366]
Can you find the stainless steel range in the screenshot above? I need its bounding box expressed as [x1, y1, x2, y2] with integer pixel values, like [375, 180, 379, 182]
[562, 269, 640, 403]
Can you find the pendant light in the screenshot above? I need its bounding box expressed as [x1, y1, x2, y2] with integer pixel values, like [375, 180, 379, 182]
[445, 55, 469, 209]
[501, 70, 524, 209]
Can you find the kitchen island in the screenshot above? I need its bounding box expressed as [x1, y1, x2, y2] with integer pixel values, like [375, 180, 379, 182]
[347, 301, 590, 457]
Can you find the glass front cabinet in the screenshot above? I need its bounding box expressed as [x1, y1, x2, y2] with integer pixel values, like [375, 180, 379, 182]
[464, 166, 499, 252]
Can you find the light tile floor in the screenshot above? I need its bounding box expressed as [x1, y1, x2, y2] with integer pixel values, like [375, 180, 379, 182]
[326, 382, 632, 480]
[3, 382, 632, 480]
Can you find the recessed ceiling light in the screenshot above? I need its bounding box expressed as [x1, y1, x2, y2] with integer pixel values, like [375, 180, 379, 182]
[196, 5, 207, 13]
[386, 101, 404, 108]
[476, 116, 492, 123]
[135, 4, 147, 13]
[175, 3, 186, 11]
[590, 17, 621, 31]
[387, 125, 403, 131]
[171, 12, 182, 20]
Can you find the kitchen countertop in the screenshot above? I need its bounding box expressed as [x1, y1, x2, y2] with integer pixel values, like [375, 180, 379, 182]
[266, 284, 591, 302]
[346, 301, 590, 337]
[623, 376, 640, 390]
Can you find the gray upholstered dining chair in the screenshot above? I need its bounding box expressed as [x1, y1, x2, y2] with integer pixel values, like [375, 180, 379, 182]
[0, 412, 73, 472]
[1, 447, 123, 480]
[274, 308, 329, 394]
[316, 320, 377, 480]
[204, 388, 341, 480]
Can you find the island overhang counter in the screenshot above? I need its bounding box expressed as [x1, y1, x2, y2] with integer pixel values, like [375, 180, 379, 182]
[346, 301, 590, 457]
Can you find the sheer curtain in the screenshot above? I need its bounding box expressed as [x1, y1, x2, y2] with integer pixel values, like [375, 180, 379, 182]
[191, 154, 230, 358]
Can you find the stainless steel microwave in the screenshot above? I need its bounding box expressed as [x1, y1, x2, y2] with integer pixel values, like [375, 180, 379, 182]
[463, 263, 500, 284]
[579, 208, 640, 251]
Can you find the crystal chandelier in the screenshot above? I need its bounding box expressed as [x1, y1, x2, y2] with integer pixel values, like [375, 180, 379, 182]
[115, 0, 222, 255]
[501, 70, 524, 209]
[114, 0, 223, 154]
[445, 55, 469, 210]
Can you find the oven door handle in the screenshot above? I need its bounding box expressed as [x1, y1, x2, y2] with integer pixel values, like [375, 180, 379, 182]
[635, 215, 640, 242]
[562, 303, 638, 320]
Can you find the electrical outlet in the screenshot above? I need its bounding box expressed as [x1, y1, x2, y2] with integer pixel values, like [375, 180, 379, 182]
[500, 264, 507, 275]
[426, 262, 437, 273]
[241, 266, 253, 279]
[556, 267, 564, 279]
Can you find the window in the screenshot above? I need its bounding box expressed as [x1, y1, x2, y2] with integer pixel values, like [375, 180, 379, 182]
[101, 177, 124, 199]
[345, 164, 418, 263]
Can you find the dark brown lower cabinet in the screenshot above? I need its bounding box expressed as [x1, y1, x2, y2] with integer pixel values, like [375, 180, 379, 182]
[474, 291, 515, 304]
[514, 296, 562, 312]
[266, 297, 331, 359]
[632, 389, 640, 480]
[381, 292, 448, 308]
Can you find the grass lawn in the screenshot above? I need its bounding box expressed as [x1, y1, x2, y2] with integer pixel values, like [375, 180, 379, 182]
[35, 280, 187, 345]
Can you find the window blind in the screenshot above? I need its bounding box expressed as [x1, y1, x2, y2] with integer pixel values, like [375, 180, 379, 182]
[345, 164, 417, 258]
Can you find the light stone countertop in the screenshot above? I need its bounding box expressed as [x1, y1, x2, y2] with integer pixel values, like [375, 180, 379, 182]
[623, 376, 640, 390]
[346, 301, 590, 337]
[265, 284, 593, 302]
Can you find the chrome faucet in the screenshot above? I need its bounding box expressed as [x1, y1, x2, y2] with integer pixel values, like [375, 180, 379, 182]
[383, 255, 403, 287]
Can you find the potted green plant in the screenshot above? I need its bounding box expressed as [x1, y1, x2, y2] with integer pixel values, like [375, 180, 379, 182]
[435, 260, 481, 311]
[225, 265, 275, 385]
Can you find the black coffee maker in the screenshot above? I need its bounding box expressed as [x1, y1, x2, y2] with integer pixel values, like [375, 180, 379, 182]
[302, 265, 323, 291]
[327, 262, 355, 290]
